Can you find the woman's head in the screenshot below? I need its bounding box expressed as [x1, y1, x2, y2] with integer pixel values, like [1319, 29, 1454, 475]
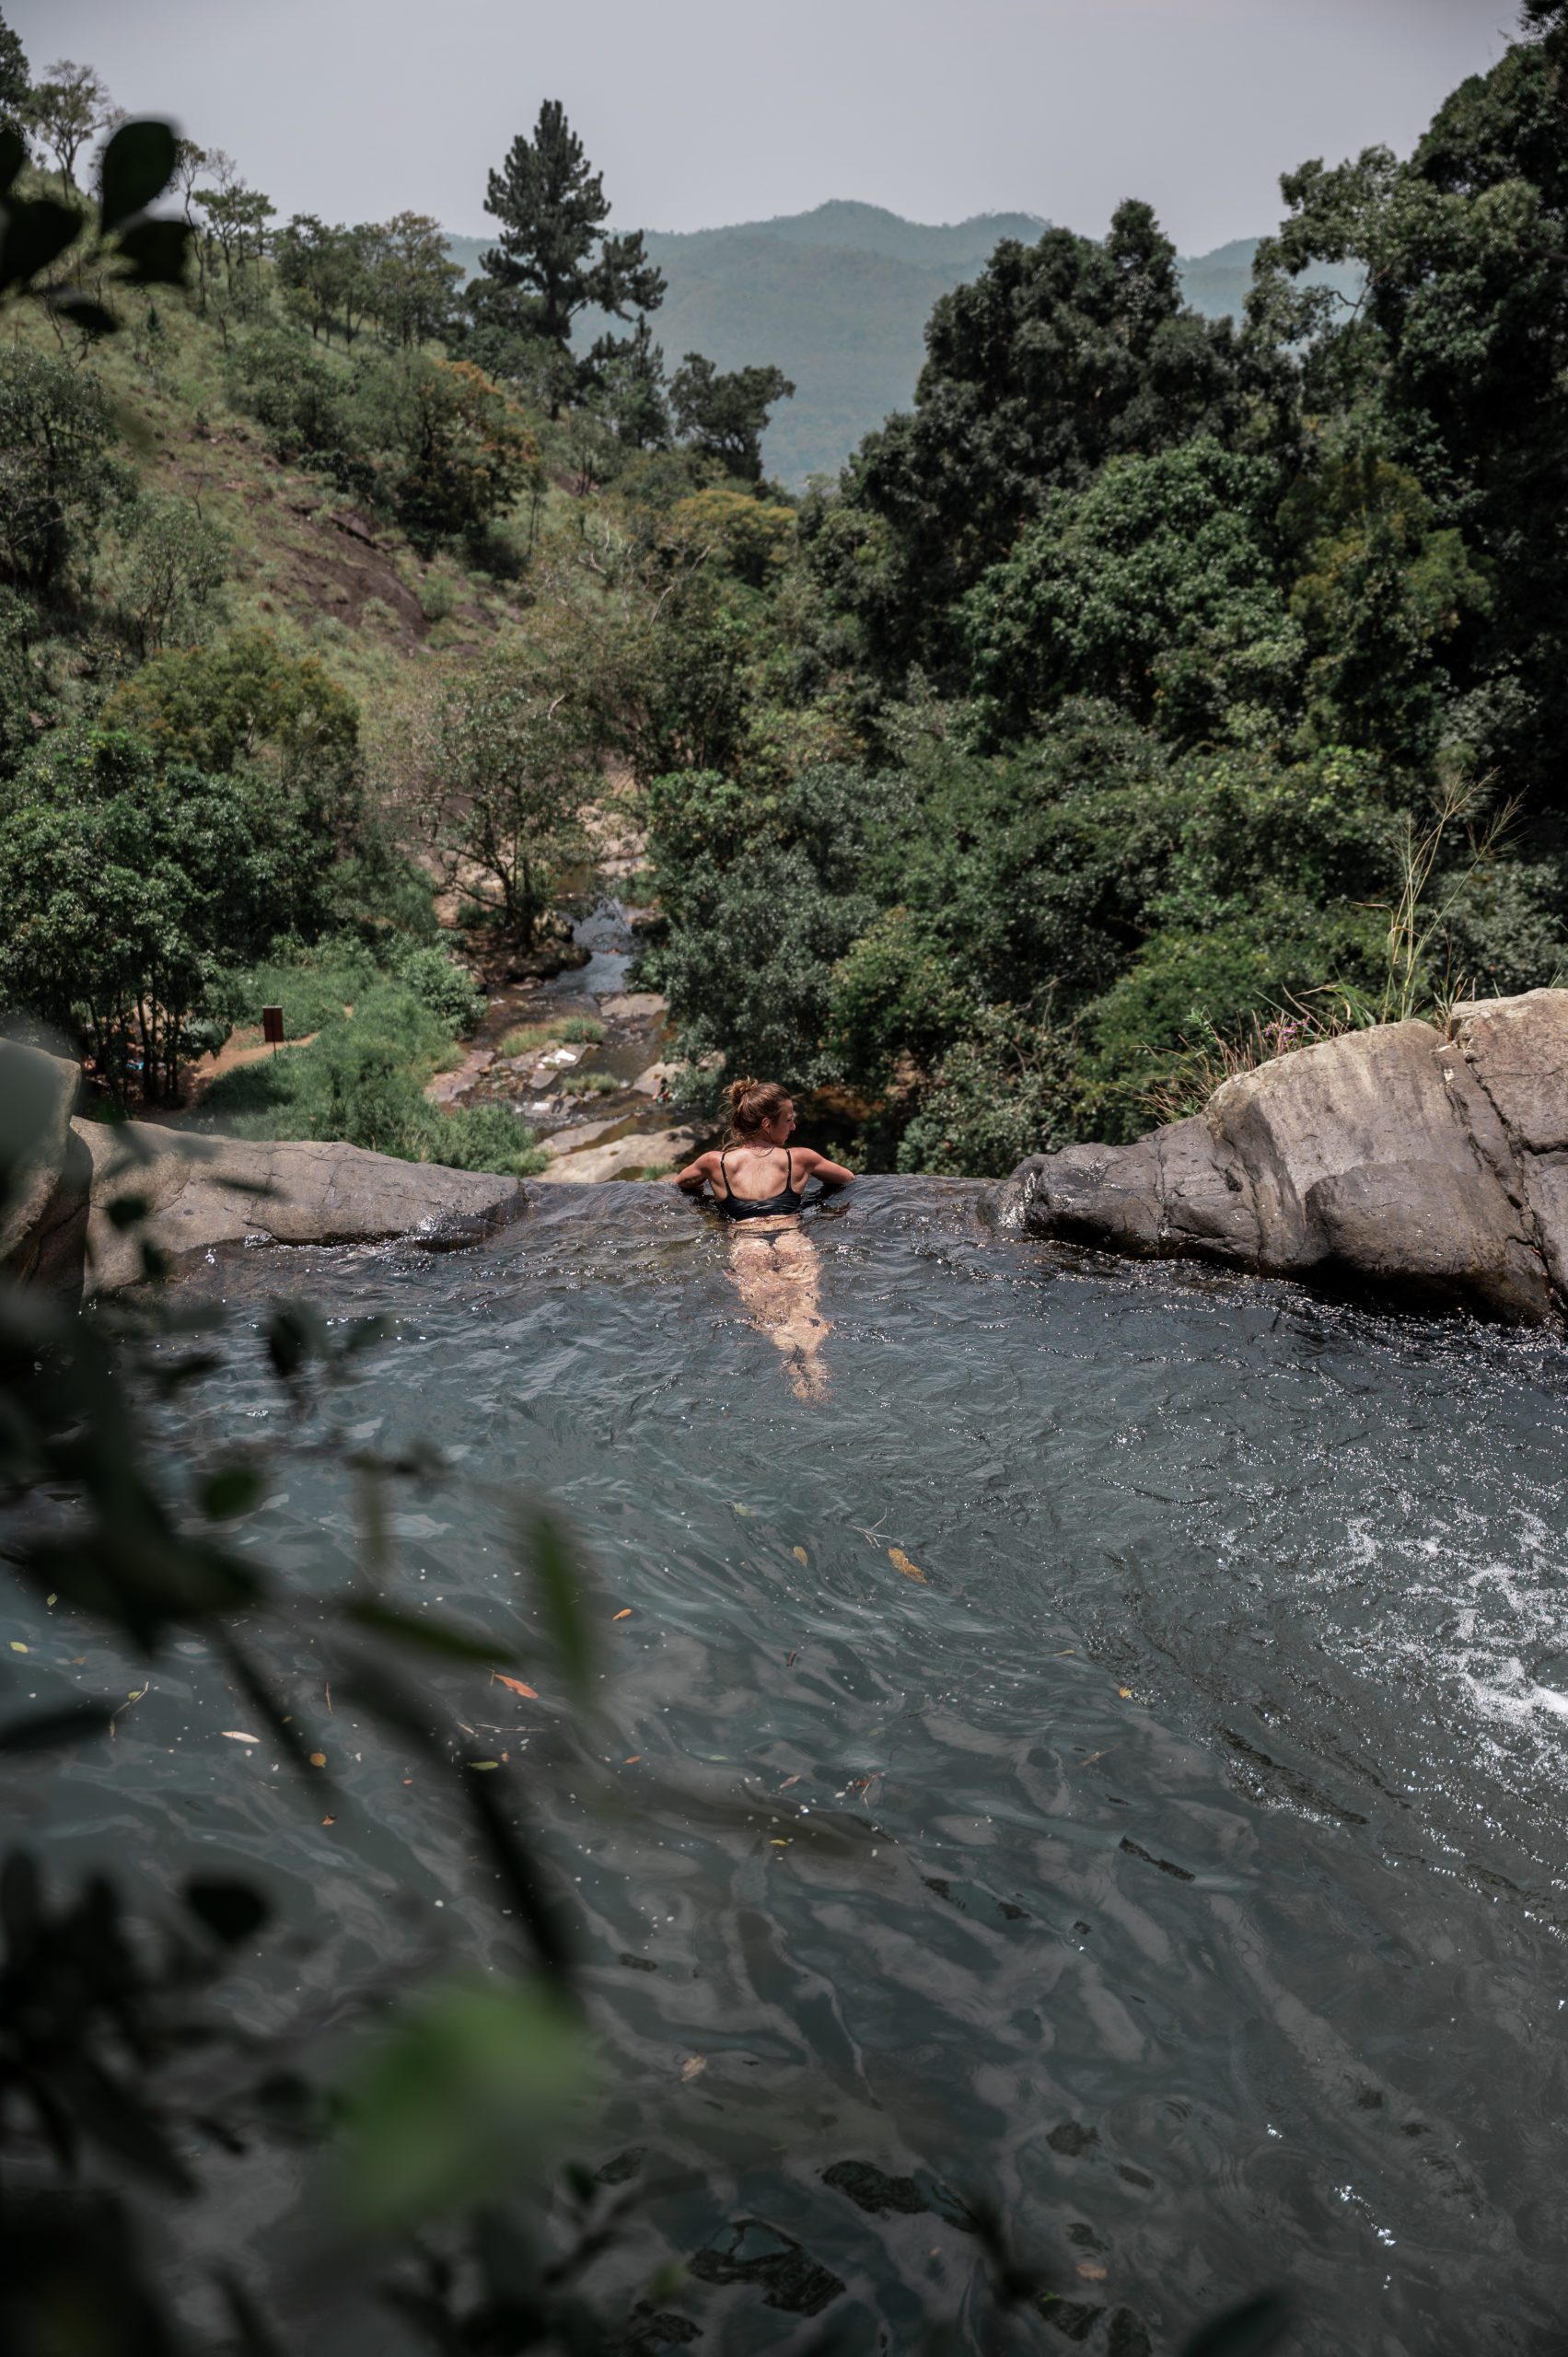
[722, 1077, 795, 1144]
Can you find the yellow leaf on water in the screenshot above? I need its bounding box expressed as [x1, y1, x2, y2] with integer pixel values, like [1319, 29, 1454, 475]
[45, 1595, 56, 1608]
[8, 1642, 27, 1654]
[681, 2055, 706, 2082]
[493, 1673, 540, 1699]
[309, 1752, 327, 1768]
[469, 1759, 500, 1771]
[888, 1548, 927, 1584]
[792, 1547, 808, 1566]
[612, 1608, 632, 1621]
[1118, 1687, 1132, 1700]
[222, 1731, 259, 1744]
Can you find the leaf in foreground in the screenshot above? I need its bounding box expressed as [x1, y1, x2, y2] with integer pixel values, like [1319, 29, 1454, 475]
[332, 1980, 591, 2231]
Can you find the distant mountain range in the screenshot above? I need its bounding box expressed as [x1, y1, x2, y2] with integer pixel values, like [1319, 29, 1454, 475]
[447, 202, 1357, 486]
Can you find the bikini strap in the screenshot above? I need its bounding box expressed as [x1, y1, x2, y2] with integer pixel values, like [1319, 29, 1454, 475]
[784, 1147, 794, 1194]
[718, 1145, 731, 1198]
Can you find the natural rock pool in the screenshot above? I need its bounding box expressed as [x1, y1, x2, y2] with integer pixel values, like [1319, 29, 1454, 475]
[17, 1179, 1568, 2350]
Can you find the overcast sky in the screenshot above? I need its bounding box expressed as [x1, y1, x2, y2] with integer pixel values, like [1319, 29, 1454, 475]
[12, 0, 1522, 255]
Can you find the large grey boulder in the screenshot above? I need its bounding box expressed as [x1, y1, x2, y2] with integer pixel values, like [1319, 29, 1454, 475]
[78, 1125, 528, 1293]
[1009, 991, 1568, 1323]
[1, 1056, 528, 1295]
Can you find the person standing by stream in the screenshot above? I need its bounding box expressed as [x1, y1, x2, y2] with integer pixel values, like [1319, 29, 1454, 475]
[672, 1081, 854, 1400]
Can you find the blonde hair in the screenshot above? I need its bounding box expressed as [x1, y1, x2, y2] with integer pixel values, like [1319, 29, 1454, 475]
[721, 1076, 793, 1144]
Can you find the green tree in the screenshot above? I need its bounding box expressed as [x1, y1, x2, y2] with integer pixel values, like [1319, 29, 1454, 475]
[366, 209, 460, 347]
[110, 490, 230, 654]
[641, 763, 896, 1084]
[964, 439, 1297, 747]
[417, 655, 595, 947]
[25, 56, 110, 192]
[0, 346, 125, 598]
[0, 7, 29, 135]
[349, 353, 538, 547]
[1249, 10, 1568, 812]
[0, 728, 338, 1099]
[807, 202, 1242, 682]
[1282, 448, 1492, 764]
[581, 313, 670, 447]
[103, 626, 360, 791]
[479, 99, 664, 400]
[668, 352, 794, 482]
[274, 212, 370, 344]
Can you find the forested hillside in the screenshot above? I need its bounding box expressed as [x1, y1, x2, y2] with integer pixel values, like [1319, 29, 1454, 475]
[450, 205, 1363, 482]
[4, 2, 1566, 1187]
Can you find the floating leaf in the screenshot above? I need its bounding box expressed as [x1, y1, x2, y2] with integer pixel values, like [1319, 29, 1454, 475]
[888, 1548, 927, 1584]
[469, 1759, 500, 1771]
[680, 2055, 706, 2082]
[792, 1546, 808, 1566]
[223, 1730, 260, 1744]
[308, 1751, 327, 1768]
[612, 1608, 632, 1621]
[8, 1641, 27, 1653]
[1119, 1687, 1132, 1699]
[493, 1672, 540, 1700]
[729, 1501, 757, 1517]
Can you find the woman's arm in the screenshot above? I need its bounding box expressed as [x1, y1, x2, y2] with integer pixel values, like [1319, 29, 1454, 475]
[671, 1150, 719, 1195]
[795, 1147, 855, 1189]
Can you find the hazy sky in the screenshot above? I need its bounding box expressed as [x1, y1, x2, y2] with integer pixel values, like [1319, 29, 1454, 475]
[13, 0, 1521, 254]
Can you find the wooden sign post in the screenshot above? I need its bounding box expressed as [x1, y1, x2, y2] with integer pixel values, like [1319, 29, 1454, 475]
[261, 1006, 285, 1057]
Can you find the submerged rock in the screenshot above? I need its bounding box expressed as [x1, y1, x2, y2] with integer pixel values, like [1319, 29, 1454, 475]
[1008, 990, 1568, 1321]
[1, 1046, 528, 1297]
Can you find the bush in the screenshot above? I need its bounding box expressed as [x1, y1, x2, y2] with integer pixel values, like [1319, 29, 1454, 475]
[382, 937, 486, 1031]
[199, 983, 543, 1177]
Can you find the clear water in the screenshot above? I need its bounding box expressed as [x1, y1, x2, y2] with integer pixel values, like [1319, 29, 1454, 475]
[15, 1178, 1568, 2351]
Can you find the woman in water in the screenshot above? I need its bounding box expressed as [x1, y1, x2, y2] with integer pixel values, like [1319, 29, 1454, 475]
[672, 1080, 854, 1401]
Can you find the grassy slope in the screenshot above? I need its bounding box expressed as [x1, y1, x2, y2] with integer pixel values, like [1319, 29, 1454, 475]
[10, 286, 540, 731]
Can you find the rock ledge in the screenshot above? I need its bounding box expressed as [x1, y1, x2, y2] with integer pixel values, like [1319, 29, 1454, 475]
[2, 1046, 528, 1298]
[1006, 990, 1568, 1323]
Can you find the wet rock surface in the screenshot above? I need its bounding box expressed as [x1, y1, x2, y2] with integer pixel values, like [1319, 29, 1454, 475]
[1008, 989, 1568, 1321]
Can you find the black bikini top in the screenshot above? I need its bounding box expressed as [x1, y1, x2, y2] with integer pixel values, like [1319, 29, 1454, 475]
[715, 1145, 806, 1221]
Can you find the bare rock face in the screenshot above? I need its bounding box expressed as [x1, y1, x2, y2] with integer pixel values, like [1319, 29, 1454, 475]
[1009, 990, 1568, 1323]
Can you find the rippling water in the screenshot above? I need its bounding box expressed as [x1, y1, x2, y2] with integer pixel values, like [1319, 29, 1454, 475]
[14, 1178, 1568, 2352]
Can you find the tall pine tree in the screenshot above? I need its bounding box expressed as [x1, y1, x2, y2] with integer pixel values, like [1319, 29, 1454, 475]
[480, 99, 664, 377]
